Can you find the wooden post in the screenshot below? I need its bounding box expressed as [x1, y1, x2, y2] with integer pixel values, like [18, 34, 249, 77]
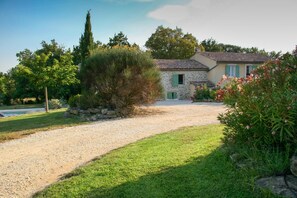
[45, 86, 49, 113]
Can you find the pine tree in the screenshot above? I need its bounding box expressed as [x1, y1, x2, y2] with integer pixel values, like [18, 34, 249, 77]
[80, 10, 94, 67]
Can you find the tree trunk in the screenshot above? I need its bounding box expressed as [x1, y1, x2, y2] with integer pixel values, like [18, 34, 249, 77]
[45, 87, 49, 113]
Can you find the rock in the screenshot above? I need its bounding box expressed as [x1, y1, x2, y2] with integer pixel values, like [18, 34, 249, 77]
[230, 153, 242, 163]
[89, 108, 101, 114]
[69, 109, 79, 115]
[256, 175, 297, 198]
[79, 109, 90, 114]
[291, 155, 297, 177]
[106, 110, 116, 116]
[101, 109, 108, 115]
[63, 112, 72, 118]
[91, 115, 98, 121]
[0, 113, 4, 118]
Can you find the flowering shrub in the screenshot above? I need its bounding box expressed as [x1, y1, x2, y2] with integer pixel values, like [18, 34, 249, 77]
[218, 53, 297, 152]
[193, 84, 216, 101]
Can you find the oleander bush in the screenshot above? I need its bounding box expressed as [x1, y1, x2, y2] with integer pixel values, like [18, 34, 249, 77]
[218, 53, 297, 153]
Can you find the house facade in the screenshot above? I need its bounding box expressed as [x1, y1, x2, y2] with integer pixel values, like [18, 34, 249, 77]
[191, 52, 270, 85]
[156, 59, 209, 99]
[156, 52, 270, 100]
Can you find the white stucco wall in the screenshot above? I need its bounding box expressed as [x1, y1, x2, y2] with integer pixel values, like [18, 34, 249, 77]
[160, 70, 208, 99]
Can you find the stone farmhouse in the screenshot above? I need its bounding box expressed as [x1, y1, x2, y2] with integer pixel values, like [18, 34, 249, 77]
[156, 51, 270, 100]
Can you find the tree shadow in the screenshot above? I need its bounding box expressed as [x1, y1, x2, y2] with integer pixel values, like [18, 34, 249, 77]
[0, 110, 84, 134]
[82, 148, 265, 198]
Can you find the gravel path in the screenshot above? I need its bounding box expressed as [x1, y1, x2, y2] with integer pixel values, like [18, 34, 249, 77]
[0, 101, 225, 198]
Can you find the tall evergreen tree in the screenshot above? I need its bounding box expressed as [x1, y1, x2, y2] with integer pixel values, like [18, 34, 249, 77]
[80, 10, 94, 67]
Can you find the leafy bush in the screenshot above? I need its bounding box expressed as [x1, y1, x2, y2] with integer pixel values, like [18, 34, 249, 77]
[80, 47, 162, 115]
[218, 53, 297, 153]
[192, 84, 216, 102]
[48, 99, 63, 109]
[68, 94, 81, 108]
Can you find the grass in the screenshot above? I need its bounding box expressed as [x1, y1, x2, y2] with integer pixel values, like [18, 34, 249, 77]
[34, 124, 279, 198]
[0, 109, 86, 142]
[0, 104, 43, 110]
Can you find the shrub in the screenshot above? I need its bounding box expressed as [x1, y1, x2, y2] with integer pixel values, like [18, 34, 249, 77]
[80, 47, 162, 115]
[48, 99, 63, 109]
[192, 84, 216, 102]
[218, 53, 297, 153]
[68, 94, 81, 108]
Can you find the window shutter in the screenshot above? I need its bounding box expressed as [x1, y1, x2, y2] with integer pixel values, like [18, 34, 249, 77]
[172, 74, 179, 87]
[173, 92, 177, 99]
[167, 92, 172, 99]
[225, 65, 230, 76]
[236, 65, 240, 77]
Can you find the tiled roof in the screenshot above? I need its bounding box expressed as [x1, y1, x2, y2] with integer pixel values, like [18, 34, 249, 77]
[198, 52, 270, 63]
[155, 59, 208, 71]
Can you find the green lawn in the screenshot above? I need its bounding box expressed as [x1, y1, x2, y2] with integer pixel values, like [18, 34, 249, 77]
[0, 104, 43, 110]
[34, 124, 278, 198]
[0, 109, 86, 142]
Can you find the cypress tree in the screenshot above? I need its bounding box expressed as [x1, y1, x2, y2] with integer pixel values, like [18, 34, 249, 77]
[80, 10, 94, 67]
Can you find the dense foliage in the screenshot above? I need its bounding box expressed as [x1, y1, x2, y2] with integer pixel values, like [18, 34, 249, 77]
[201, 38, 282, 59]
[192, 84, 216, 102]
[107, 32, 130, 48]
[11, 40, 80, 104]
[218, 53, 297, 153]
[80, 47, 162, 115]
[145, 26, 203, 59]
[79, 10, 95, 67]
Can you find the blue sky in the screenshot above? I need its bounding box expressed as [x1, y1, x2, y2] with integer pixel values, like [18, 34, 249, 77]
[0, 0, 296, 72]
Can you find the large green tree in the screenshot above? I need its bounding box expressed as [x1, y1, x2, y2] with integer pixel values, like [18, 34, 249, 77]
[145, 26, 202, 59]
[79, 10, 95, 67]
[14, 40, 80, 110]
[107, 32, 130, 48]
[0, 71, 16, 105]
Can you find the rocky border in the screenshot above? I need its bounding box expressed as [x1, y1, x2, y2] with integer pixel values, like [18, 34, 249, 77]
[64, 107, 118, 121]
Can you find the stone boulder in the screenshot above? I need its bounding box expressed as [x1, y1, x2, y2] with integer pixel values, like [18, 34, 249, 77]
[256, 175, 297, 198]
[291, 155, 297, 177]
[101, 109, 108, 115]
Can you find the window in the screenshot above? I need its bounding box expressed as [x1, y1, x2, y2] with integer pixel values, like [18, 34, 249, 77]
[225, 64, 239, 77]
[246, 65, 257, 77]
[172, 74, 184, 87]
[167, 92, 178, 99]
[178, 74, 184, 84]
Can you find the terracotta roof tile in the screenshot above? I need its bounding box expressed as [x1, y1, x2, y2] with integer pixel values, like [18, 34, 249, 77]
[155, 59, 208, 71]
[198, 52, 270, 63]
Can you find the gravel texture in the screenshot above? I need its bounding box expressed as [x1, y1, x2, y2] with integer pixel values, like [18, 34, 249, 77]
[0, 101, 225, 198]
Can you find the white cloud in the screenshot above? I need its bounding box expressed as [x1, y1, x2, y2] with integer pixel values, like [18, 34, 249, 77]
[147, 0, 297, 52]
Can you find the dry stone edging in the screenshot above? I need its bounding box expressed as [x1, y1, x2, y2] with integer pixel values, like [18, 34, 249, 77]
[65, 107, 118, 121]
[256, 154, 297, 197]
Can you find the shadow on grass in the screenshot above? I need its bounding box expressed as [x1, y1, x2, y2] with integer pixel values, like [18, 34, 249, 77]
[64, 148, 272, 198]
[0, 110, 85, 140]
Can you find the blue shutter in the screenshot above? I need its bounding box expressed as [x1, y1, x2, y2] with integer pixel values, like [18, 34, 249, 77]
[173, 92, 177, 99]
[225, 65, 230, 76]
[236, 65, 240, 77]
[172, 74, 179, 87]
[167, 92, 172, 99]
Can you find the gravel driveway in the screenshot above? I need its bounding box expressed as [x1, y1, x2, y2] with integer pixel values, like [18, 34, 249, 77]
[0, 101, 225, 198]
